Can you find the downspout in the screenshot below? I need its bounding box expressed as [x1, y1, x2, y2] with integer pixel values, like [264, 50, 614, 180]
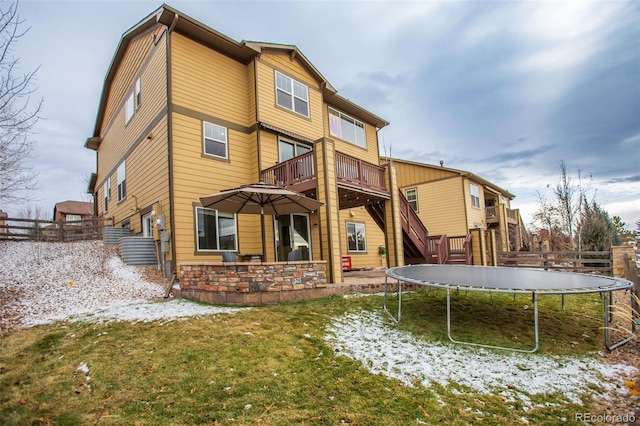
[166, 13, 178, 276]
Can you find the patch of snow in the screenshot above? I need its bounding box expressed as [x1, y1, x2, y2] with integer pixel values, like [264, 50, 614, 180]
[325, 311, 637, 408]
[66, 299, 249, 324]
[0, 240, 247, 328]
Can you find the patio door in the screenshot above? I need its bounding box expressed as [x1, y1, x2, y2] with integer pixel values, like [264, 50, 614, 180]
[274, 214, 311, 261]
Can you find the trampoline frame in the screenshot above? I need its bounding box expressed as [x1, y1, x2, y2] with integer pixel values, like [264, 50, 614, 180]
[384, 265, 635, 353]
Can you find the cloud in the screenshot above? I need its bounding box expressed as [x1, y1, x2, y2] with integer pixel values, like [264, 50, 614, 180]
[609, 174, 640, 183]
[340, 71, 408, 109]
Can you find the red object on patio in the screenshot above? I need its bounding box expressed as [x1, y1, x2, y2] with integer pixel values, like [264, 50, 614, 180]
[342, 256, 352, 271]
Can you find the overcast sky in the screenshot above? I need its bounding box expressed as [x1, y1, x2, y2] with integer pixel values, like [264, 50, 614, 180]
[9, 0, 640, 229]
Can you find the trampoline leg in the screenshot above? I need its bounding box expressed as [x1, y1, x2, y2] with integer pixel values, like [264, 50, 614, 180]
[446, 288, 539, 353]
[383, 276, 402, 323]
[604, 291, 635, 351]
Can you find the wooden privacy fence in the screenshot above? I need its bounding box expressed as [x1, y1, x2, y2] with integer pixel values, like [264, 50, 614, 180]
[0, 217, 114, 242]
[497, 250, 612, 274]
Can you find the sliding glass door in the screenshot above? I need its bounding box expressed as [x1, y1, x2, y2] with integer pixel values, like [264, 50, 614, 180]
[275, 214, 311, 261]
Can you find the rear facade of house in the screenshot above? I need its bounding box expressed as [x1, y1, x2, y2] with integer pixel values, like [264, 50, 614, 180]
[86, 5, 405, 284]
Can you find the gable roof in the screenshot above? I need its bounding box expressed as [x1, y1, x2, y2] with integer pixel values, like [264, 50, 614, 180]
[382, 157, 516, 200]
[53, 201, 94, 217]
[87, 3, 387, 144]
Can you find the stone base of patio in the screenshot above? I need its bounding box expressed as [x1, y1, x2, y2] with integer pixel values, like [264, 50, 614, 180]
[175, 263, 407, 305]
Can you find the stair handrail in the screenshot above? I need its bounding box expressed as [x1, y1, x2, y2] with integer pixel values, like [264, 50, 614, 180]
[435, 234, 448, 264]
[398, 190, 429, 258]
[463, 233, 472, 264]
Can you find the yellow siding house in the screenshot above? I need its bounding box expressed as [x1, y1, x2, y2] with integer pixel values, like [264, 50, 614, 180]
[86, 5, 405, 298]
[382, 157, 529, 264]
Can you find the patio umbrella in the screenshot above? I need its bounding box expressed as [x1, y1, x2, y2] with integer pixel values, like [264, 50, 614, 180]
[199, 182, 323, 257]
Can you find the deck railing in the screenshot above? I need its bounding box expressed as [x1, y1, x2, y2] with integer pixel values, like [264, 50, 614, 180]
[262, 150, 388, 195]
[426, 234, 448, 264]
[335, 151, 387, 192]
[262, 151, 315, 191]
[448, 234, 473, 264]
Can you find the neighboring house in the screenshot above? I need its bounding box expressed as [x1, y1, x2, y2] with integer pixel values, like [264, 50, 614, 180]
[53, 200, 94, 224]
[382, 157, 528, 263]
[85, 5, 406, 284]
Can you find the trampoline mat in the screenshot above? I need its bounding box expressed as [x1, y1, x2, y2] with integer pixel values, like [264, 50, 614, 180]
[386, 264, 631, 294]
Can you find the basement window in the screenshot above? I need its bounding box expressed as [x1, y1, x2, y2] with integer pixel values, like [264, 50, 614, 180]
[346, 222, 366, 253]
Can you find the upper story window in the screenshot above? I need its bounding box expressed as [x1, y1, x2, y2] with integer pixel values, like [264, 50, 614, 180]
[275, 71, 309, 117]
[125, 78, 141, 124]
[406, 188, 418, 212]
[196, 207, 238, 252]
[203, 122, 228, 159]
[117, 161, 126, 203]
[470, 183, 480, 208]
[328, 108, 366, 148]
[103, 178, 111, 212]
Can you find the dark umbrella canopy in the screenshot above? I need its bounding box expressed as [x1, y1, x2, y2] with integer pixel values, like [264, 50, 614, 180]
[199, 182, 323, 215]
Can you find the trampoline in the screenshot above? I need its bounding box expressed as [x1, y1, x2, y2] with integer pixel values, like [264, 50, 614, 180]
[384, 264, 635, 353]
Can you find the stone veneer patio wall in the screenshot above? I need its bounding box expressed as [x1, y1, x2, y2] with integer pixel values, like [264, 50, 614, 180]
[178, 261, 332, 305]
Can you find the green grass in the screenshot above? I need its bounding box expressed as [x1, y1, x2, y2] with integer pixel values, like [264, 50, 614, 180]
[0, 292, 613, 425]
[388, 289, 604, 354]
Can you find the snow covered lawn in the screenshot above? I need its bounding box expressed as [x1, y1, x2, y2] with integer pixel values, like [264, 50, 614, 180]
[326, 310, 637, 411]
[1, 240, 637, 414]
[0, 240, 246, 329]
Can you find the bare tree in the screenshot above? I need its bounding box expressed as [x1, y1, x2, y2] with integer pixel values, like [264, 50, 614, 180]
[552, 160, 577, 249]
[0, 1, 42, 205]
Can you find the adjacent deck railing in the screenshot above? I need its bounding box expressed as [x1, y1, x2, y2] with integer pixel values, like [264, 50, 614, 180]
[485, 206, 519, 225]
[335, 151, 387, 193]
[448, 234, 473, 264]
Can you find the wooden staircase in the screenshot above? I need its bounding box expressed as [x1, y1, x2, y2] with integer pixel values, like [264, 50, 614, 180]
[365, 191, 473, 265]
[398, 191, 472, 265]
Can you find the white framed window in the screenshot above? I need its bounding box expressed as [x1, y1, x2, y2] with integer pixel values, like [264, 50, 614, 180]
[125, 77, 141, 124]
[203, 122, 228, 159]
[66, 214, 81, 225]
[346, 222, 366, 253]
[470, 183, 480, 208]
[328, 108, 366, 148]
[196, 207, 238, 252]
[117, 161, 126, 203]
[278, 138, 311, 162]
[275, 71, 309, 117]
[103, 178, 111, 212]
[406, 188, 418, 212]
